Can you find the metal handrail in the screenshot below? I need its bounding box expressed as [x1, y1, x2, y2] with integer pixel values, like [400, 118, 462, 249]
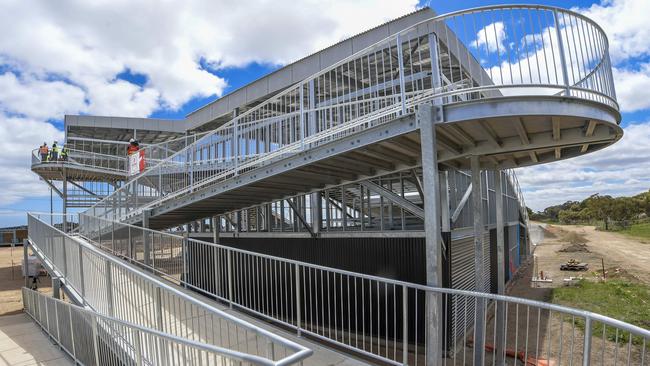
[77, 212, 650, 365]
[31, 147, 129, 175]
[27, 213, 313, 365]
[23, 288, 290, 365]
[86, 5, 617, 223]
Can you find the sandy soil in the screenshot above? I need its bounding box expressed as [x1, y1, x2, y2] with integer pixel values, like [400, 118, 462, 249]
[530, 223, 650, 286]
[0, 246, 51, 316]
[485, 222, 650, 366]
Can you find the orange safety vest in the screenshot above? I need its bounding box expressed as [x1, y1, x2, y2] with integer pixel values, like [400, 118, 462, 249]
[39, 146, 49, 154]
[127, 145, 139, 155]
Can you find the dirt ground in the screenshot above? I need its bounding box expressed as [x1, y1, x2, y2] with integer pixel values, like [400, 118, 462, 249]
[485, 222, 650, 366]
[529, 222, 650, 287]
[0, 245, 51, 316]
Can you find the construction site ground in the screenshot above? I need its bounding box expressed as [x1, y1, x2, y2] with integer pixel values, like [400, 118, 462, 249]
[526, 222, 650, 288]
[499, 222, 650, 365]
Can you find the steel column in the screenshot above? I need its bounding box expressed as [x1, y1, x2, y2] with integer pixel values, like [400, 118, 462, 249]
[494, 169, 506, 363]
[418, 104, 443, 366]
[471, 155, 486, 366]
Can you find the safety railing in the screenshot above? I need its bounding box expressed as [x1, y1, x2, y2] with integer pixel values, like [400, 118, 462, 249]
[78, 213, 650, 365]
[27, 213, 312, 365]
[87, 5, 618, 222]
[23, 288, 300, 366]
[31, 148, 128, 175]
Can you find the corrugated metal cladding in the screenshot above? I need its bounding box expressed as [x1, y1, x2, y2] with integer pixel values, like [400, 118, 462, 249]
[449, 232, 490, 342]
[207, 236, 429, 284]
[186, 228, 525, 354]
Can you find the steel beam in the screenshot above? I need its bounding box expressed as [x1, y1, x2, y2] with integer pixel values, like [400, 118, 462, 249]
[286, 198, 315, 237]
[451, 183, 472, 223]
[360, 181, 424, 220]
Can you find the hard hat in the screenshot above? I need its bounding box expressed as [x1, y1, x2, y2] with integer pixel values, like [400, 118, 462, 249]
[129, 138, 136, 143]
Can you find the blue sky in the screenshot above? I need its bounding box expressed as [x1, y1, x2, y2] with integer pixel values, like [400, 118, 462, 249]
[1, 0, 649, 226]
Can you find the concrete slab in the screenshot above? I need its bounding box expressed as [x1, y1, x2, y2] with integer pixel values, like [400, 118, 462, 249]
[0, 313, 73, 366]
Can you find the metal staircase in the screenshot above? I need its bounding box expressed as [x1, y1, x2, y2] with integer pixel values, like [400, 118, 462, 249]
[86, 5, 619, 230]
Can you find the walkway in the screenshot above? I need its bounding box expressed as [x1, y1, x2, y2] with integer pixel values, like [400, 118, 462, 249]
[0, 313, 72, 366]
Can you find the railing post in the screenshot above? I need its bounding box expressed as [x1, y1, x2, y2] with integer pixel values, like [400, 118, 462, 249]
[91, 316, 101, 366]
[554, 10, 571, 96]
[78, 245, 86, 301]
[227, 249, 233, 308]
[182, 234, 188, 288]
[402, 285, 409, 365]
[68, 305, 77, 362]
[133, 329, 143, 366]
[396, 34, 407, 115]
[23, 239, 30, 288]
[300, 83, 305, 151]
[583, 316, 592, 366]
[143, 210, 151, 268]
[294, 264, 302, 336]
[105, 261, 114, 316]
[233, 114, 239, 175]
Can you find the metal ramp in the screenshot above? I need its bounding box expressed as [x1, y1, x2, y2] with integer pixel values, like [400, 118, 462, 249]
[26, 213, 314, 365]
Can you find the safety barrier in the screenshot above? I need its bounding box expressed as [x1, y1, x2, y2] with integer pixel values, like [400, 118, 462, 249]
[27, 213, 312, 365]
[23, 288, 301, 365]
[78, 213, 650, 365]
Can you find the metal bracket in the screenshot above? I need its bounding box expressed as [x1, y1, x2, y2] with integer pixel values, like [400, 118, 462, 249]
[360, 180, 424, 220]
[285, 199, 316, 238]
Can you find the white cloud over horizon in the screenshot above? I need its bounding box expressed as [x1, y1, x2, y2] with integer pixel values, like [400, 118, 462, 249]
[518, 122, 650, 211]
[0, 0, 420, 211]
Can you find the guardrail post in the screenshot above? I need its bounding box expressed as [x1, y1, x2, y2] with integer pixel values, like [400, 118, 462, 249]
[143, 210, 151, 268]
[294, 264, 302, 336]
[396, 34, 407, 115]
[91, 316, 101, 366]
[227, 249, 233, 308]
[402, 285, 409, 365]
[583, 316, 592, 366]
[78, 246, 86, 301]
[133, 329, 143, 366]
[105, 261, 114, 316]
[300, 83, 305, 151]
[68, 305, 77, 362]
[23, 239, 30, 287]
[554, 10, 571, 96]
[182, 234, 188, 289]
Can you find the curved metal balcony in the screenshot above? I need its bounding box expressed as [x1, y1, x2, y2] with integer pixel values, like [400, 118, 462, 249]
[31, 147, 129, 182]
[87, 5, 621, 224]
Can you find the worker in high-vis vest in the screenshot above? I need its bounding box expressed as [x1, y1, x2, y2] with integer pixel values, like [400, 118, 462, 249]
[60, 145, 69, 161]
[38, 143, 49, 162]
[50, 142, 59, 161]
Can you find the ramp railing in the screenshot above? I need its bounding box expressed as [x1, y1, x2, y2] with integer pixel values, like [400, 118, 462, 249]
[86, 5, 618, 222]
[27, 213, 312, 365]
[23, 288, 296, 366]
[78, 213, 650, 366]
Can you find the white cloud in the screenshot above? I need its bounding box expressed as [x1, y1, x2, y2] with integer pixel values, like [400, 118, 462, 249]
[474, 21, 507, 54]
[0, 73, 86, 121]
[0, 0, 420, 217]
[613, 64, 650, 112]
[517, 122, 650, 211]
[575, 0, 650, 63]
